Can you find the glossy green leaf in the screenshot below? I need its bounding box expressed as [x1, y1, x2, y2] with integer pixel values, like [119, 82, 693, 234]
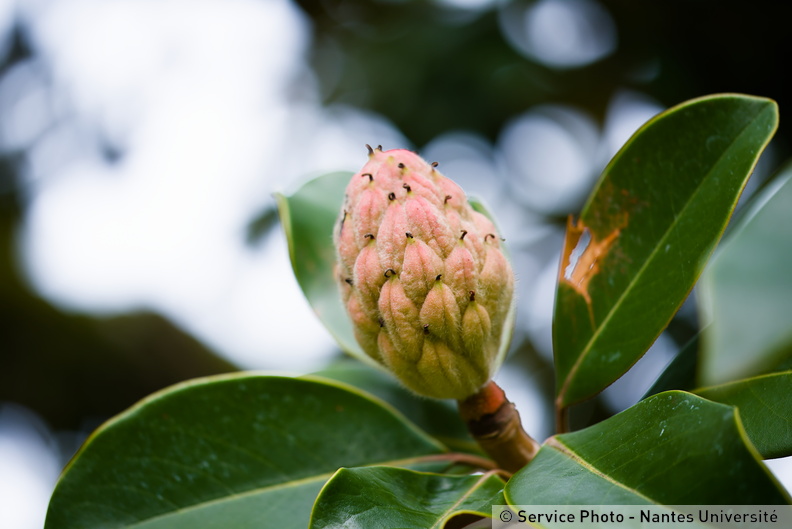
[45, 374, 446, 529]
[554, 94, 778, 407]
[312, 360, 479, 454]
[506, 391, 790, 505]
[310, 467, 505, 529]
[274, 171, 369, 362]
[696, 371, 792, 459]
[699, 166, 792, 385]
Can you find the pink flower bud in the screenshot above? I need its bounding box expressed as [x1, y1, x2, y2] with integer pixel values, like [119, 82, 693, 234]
[420, 281, 463, 352]
[401, 237, 444, 306]
[334, 147, 515, 399]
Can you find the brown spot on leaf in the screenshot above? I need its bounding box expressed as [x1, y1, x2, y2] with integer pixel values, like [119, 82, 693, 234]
[559, 216, 623, 322]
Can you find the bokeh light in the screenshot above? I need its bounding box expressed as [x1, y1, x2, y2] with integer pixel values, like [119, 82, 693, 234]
[499, 0, 617, 69]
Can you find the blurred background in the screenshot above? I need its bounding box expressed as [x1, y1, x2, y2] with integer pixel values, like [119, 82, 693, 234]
[2, 0, 791, 526]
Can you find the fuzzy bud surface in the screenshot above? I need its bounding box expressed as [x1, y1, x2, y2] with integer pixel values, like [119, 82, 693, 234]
[334, 147, 515, 399]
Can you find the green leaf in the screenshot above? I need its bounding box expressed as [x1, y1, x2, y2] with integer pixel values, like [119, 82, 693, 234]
[310, 467, 505, 529]
[505, 391, 790, 505]
[312, 360, 479, 454]
[554, 94, 778, 407]
[696, 371, 792, 459]
[45, 374, 446, 529]
[274, 171, 370, 363]
[699, 166, 792, 385]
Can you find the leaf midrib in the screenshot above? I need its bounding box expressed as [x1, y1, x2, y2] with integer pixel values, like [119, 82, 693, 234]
[544, 438, 656, 504]
[431, 473, 501, 529]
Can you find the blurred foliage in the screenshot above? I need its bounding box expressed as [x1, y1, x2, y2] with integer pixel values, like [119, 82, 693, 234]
[297, 0, 791, 154]
[298, 0, 610, 145]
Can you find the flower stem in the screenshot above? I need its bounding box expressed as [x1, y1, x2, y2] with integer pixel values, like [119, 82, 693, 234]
[457, 380, 540, 473]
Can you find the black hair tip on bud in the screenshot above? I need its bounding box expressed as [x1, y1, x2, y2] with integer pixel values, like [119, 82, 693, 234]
[345, 278, 354, 286]
[435, 274, 442, 281]
[431, 161, 439, 168]
[444, 195, 452, 204]
[469, 291, 476, 302]
[405, 232, 414, 239]
[362, 173, 373, 181]
[384, 268, 396, 278]
[397, 162, 405, 169]
[402, 183, 411, 192]
[376, 145, 383, 151]
[364, 233, 376, 240]
[388, 192, 396, 201]
[460, 230, 467, 240]
[365, 144, 373, 155]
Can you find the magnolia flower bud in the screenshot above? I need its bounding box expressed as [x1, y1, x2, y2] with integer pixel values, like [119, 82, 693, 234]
[334, 146, 515, 399]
